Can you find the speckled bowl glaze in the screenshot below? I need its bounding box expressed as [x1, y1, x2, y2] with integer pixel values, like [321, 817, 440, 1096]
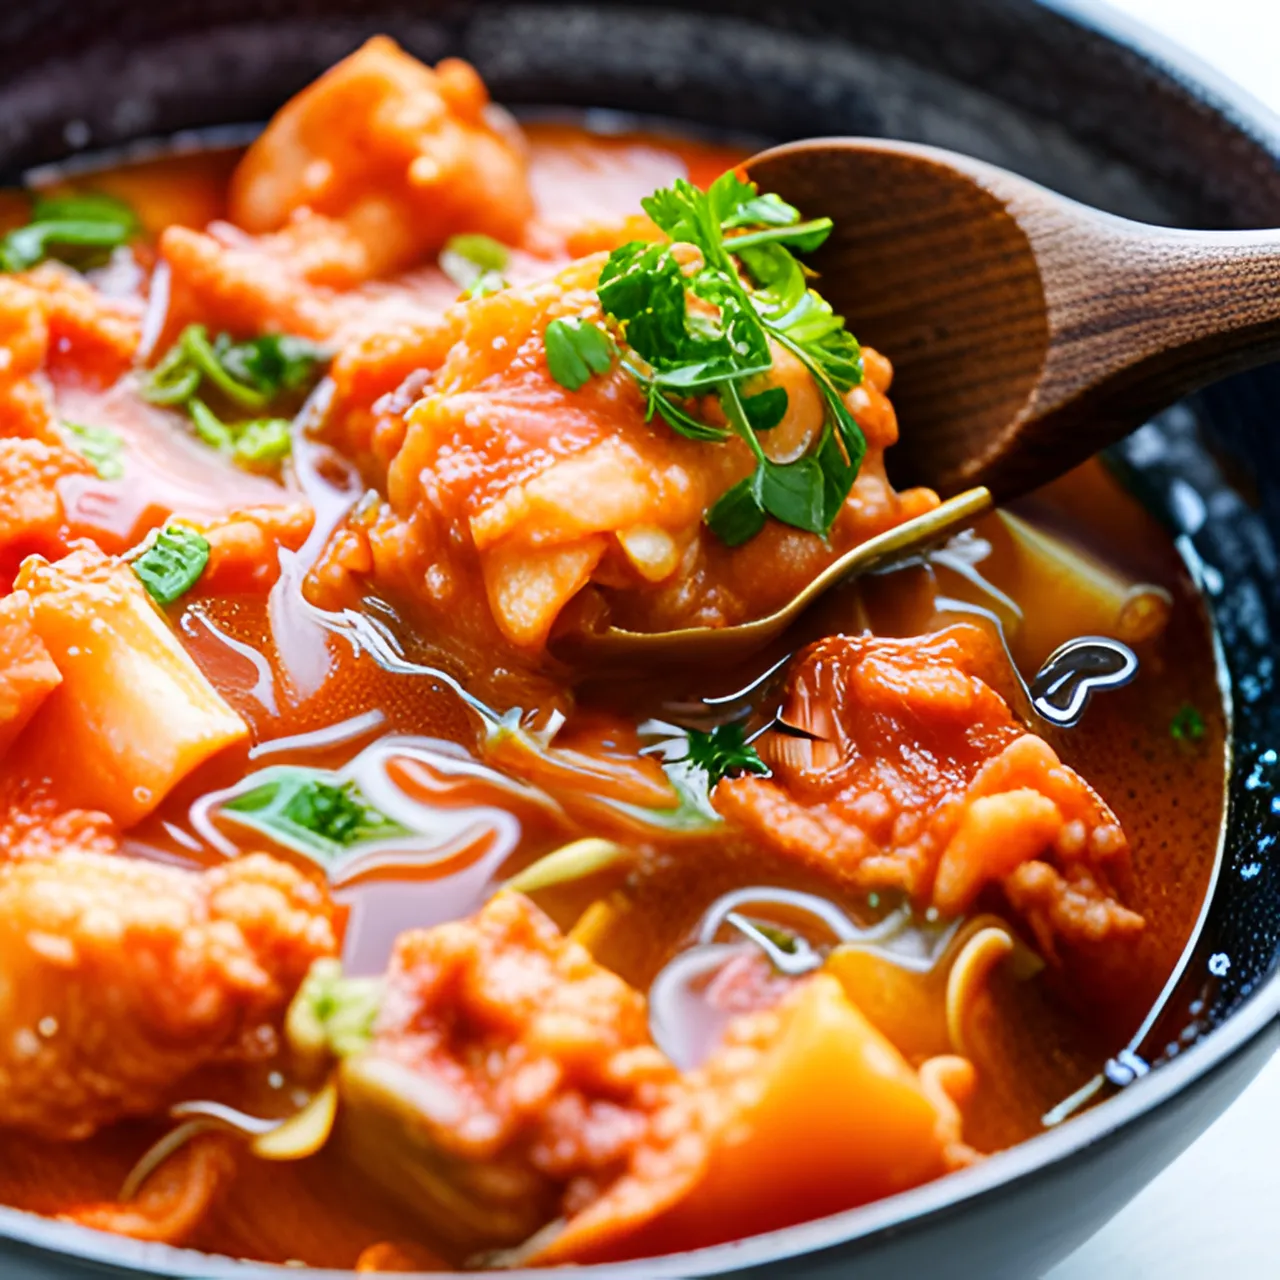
[0, 2, 1276, 1277]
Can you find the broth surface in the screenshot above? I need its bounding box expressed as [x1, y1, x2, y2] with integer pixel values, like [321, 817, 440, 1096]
[0, 82, 1226, 1270]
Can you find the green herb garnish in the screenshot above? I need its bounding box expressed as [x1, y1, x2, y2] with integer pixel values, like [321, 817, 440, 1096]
[544, 316, 615, 391]
[59, 420, 125, 480]
[0, 192, 138, 273]
[231, 417, 294, 470]
[286, 958, 382, 1062]
[440, 232, 510, 295]
[214, 332, 329, 399]
[222, 767, 409, 860]
[131, 524, 210, 605]
[1170, 703, 1207, 746]
[544, 171, 865, 545]
[141, 324, 327, 470]
[143, 324, 327, 410]
[682, 722, 770, 786]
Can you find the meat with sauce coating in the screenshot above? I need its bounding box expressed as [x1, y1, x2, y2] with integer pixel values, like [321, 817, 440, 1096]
[0, 851, 336, 1140]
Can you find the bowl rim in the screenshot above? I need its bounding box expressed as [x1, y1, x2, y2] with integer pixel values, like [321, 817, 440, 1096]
[2, 0, 1278, 1275]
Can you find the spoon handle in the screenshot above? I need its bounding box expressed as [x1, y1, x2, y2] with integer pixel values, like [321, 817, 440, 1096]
[1031, 209, 1280, 427]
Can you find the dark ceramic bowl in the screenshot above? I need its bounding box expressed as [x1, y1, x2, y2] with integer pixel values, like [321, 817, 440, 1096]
[1, 2, 1277, 1277]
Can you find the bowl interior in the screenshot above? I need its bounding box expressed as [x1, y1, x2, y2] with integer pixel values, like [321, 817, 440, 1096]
[0, 1, 1275, 1275]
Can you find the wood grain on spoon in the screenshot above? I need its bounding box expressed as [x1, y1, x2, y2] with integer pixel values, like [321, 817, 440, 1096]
[748, 138, 1280, 499]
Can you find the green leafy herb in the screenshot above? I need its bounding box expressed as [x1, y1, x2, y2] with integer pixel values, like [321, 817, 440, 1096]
[59, 421, 125, 480]
[130, 524, 210, 605]
[440, 233, 510, 295]
[222, 766, 410, 860]
[140, 325, 327, 470]
[286, 958, 382, 1063]
[143, 324, 327, 411]
[552, 170, 866, 545]
[705, 474, 767, 547]
[232, 417, 294, 470]
[213, 332, 329, 399]
[544, 316, 616, 391]
[0, 192, 138, 273]
[682, 721, 770, 786]
[1170, 703, 1207, 746]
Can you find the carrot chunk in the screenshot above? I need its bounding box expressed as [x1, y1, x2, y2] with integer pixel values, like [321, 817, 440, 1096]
[0, 592, 61, 758]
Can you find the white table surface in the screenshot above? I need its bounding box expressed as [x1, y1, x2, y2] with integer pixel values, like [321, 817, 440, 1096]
[1044, 1, 1280, 1277]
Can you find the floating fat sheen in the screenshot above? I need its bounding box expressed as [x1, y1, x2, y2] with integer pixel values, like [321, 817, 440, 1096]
[0, 31, 1235, 1275]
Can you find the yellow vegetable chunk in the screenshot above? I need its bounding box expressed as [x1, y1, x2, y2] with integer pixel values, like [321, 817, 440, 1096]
[13, 545, 249, 826]
[542, 973, 974, 1263]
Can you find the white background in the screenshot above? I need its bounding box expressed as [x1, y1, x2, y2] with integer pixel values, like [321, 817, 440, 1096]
[1045, 1, 1280, 1277]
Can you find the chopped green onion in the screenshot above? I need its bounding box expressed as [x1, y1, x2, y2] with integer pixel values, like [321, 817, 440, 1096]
[131, 524, 210, 606]
[440, 233, 510, 292]
[1170, 703, 1206, 745]
[222, 766, 409, 860]
[0, 191, 138, 274]
[286, 958, 383, 1064]
[232, 418, 293, 470]
[59, 421, 125, 480]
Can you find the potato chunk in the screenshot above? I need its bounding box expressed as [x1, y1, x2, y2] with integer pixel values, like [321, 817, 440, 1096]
[12, 544, 249, 826]
[229, 37, 532, 278]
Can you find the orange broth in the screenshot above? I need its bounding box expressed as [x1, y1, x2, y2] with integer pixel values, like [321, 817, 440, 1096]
[0, 119, 1226, 1268]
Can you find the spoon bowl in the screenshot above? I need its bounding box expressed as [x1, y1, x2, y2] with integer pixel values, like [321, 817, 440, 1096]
[565, 486, 992, 662]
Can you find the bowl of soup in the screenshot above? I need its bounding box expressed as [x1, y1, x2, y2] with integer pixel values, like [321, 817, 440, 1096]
[0, 1, 1275, 1278]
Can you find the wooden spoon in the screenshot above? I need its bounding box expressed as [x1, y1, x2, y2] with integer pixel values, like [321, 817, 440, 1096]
[578, 137, 1280, 660]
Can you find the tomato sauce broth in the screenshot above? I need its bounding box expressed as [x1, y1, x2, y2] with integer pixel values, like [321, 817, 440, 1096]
[0, 118, 1227, 1268]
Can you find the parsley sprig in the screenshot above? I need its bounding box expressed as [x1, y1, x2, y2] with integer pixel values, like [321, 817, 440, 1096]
[682, 722, 770, 786]
[544, 172, 867, 546]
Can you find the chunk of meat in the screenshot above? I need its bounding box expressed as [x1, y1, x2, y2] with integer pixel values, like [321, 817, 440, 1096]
[158, 222, 348, 345]
[0, 269, 140, 446]
[337, 892, 972, 1263]
[340, 889, 675, 1253]
[157, 218, 464, 350]
[229, 39, 532, 278]
[0, 851, 336, 1140]
[714, 624, 1143, 956]
[309, 254, 935, 653]
[0, 778, 115, 863]
[13, 544, 249, 826]
[19, 262, 141, 387]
